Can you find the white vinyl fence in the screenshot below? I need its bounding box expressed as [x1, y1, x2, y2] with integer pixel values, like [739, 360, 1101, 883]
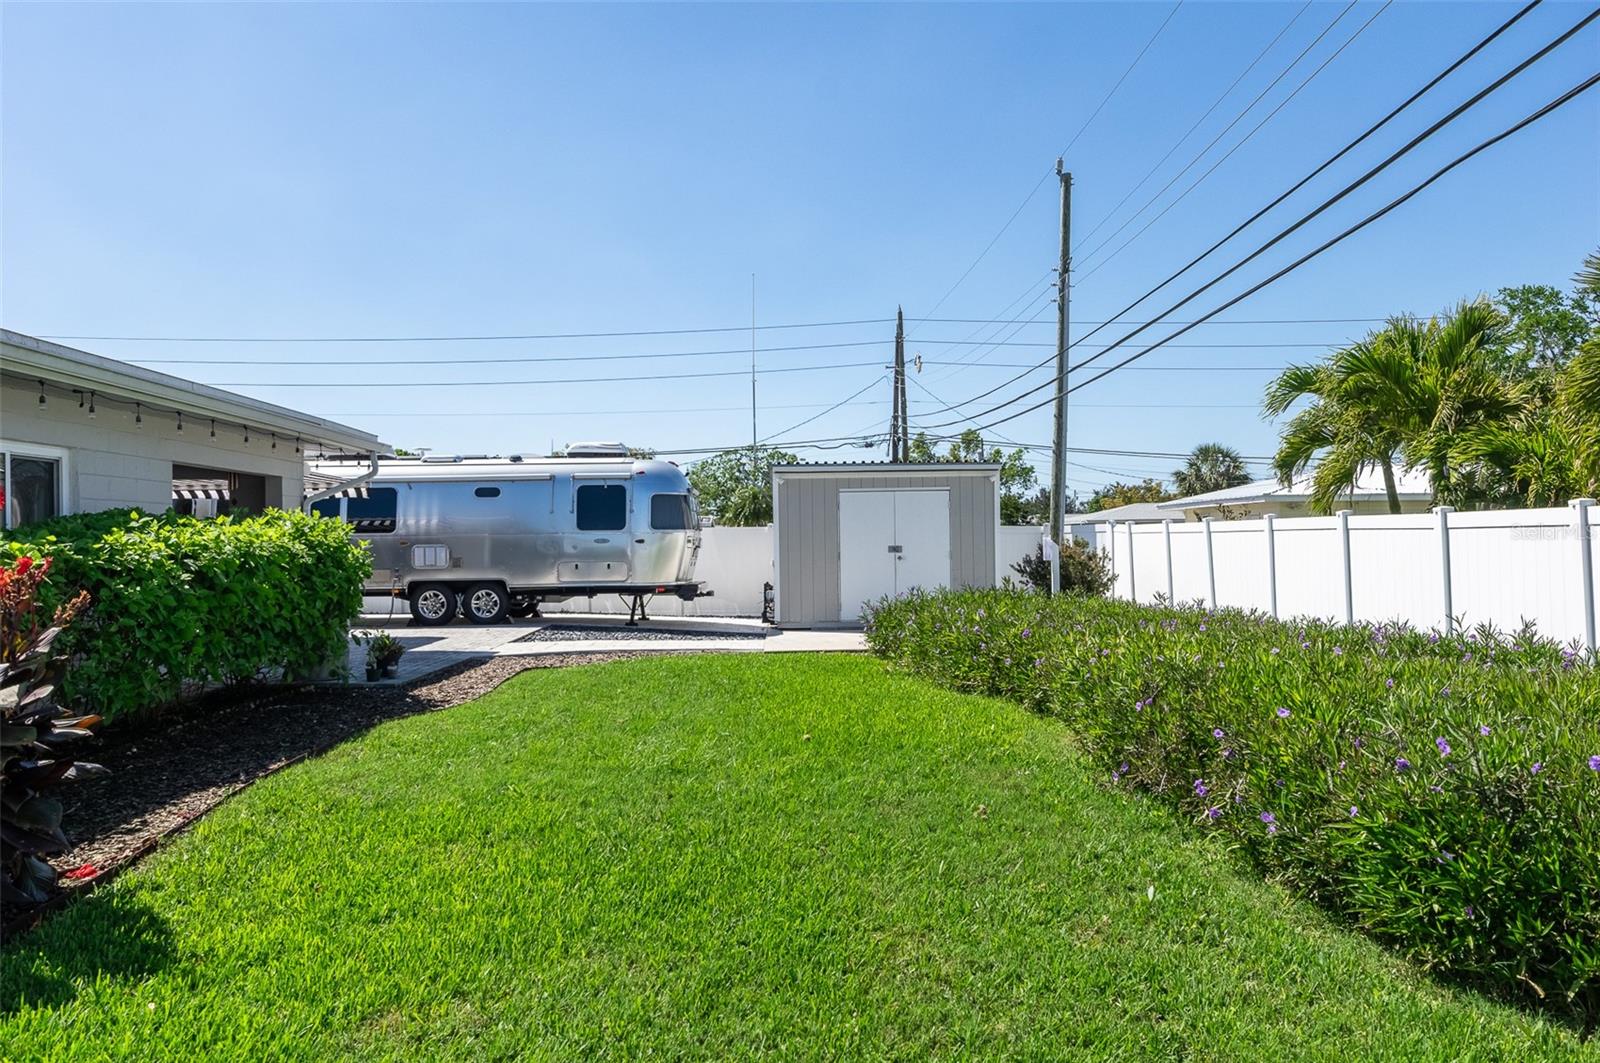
[1097, 500, 1598, 652]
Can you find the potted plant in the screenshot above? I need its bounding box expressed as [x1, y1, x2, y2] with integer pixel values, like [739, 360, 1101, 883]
[365, 631, 405, 680]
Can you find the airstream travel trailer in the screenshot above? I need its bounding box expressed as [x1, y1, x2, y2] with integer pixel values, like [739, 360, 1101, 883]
[306, 444, 704, 625]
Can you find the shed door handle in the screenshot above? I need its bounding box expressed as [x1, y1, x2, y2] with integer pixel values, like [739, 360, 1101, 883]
[887, 545, 903, 553]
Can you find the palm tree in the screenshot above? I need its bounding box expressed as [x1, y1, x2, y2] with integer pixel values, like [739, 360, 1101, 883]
[1263, 300, 1521, 514]
[1575, 248, 1600, 295]
[1173, 443, 1251, 496]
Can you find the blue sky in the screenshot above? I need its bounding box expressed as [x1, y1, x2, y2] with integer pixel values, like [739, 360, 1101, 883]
[4, 1, 1596, 496]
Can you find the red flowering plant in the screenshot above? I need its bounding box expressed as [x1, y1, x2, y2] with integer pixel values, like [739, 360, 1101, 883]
[1, 554, 106, 907]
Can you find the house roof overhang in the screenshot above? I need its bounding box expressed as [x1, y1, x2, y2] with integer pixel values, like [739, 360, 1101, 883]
[1, 329, 388, 456]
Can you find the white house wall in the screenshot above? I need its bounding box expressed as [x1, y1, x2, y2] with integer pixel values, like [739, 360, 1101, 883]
[2, 375, 305, 514]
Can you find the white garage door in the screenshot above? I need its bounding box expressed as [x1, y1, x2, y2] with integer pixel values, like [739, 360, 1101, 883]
[838, 489, 951, 621]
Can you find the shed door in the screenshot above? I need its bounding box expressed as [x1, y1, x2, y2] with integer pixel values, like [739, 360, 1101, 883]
[838, 489, 951, 621]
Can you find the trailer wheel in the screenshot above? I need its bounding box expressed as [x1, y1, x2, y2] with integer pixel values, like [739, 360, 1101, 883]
[464, 583, 509, 625]
[410, 584, 457, 626]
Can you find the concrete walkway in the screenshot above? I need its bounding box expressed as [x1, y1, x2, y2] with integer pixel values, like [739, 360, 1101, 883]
[344, 611, 865, 686]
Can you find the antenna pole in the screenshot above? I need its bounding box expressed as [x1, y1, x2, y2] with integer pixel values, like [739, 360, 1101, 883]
[750, 273, 758, 481]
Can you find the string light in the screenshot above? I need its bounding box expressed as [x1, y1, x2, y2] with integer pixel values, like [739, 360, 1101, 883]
[176, 410, 184, 432]
[294, 436, 301, 454]
[78, 391, 86, 410]
[38, 380, 46, 406]
[88, 392, 96, 419]
[210, 419, 216, 439]
[271, 432, 277, 450]
[244, 426, 251, 444]
[135, 402, 143, 427]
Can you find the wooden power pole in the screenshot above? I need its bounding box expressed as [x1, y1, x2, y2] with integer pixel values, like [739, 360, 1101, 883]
[892, 307, 907, 462]
[1050, 160, 1072, 545]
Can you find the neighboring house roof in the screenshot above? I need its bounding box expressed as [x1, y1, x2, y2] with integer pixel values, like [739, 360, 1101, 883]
[1076, 501, 1169, 522]
[1, 329, 387, 455]
[771, 462, 1001, 473]
[1156, 467, 1433, 512]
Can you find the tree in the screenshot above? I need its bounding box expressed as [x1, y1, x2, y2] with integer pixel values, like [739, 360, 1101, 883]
[685, 448, 798, 526]
[1014, 486, 1082, 526]
[1492, 283, 1596, 380]
[905, 430, 1039, 524]
[1263, 301, 1520, 514]
[1172, 443, 1251, 497]
[1087, 479, 1174, 512]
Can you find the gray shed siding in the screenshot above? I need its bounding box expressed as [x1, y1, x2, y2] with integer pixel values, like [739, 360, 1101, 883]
[774, 468, 998, 626]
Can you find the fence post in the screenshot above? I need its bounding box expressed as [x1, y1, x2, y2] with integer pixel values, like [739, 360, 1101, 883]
[1107, 521, 1119, 599]
[1434, 505, 1455, 635]
[1336, 509, 1354, 625]
[1202, 517, 1217, 610]
[1263, 513, 1278, 620]
[1162, 519, 1175, 603]
[1573, 498, 1597, 657]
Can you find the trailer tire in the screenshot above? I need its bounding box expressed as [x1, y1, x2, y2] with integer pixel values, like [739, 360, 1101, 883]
[410, 584, 458, 626]
[464, 583, 509, 625]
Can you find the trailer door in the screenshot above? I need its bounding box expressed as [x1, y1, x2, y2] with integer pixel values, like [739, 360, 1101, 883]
[560, 478, 632, 583]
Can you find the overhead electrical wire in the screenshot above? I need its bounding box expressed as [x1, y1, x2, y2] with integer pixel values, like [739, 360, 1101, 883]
[199, 359, 889, 389]
[1072, 0, 1541, 294]
[1074, 0, 1388, 273]
[920, 2, 1593, 429]
[948, 70, 1600, 437]
[904, 0, 1184, 332]
[1074, 0, 1315, 248]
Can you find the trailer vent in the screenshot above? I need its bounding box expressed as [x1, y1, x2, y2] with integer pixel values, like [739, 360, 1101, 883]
[565, 441, 632, 457]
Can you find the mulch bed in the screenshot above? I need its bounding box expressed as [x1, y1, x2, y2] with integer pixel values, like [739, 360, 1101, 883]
[3, 651, 686, 940]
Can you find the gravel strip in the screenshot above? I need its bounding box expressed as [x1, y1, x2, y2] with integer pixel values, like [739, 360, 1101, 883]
[33, 652, 681, 893]
[515, 624, 766, 643]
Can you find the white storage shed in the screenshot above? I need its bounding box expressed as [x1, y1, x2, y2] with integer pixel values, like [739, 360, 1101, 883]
[771, 462, 1001, 627]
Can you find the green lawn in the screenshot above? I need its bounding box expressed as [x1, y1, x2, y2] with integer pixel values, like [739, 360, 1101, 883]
[3, 654, 1593, 1060]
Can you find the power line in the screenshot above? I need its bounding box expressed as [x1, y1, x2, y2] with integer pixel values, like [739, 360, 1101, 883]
[759, 374, 888, 443]
[1075, 0, 1314, 248]
[33, 318, 896, 344]
[1075, 0, 1382, 273]
[905, 0, 1183, 331]
[959, 70, 1600, 437]
[196, 359, 888, 389]
[921, 4, 1595, 429]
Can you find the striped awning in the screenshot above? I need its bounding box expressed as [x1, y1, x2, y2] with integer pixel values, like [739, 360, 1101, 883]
[173, 478, 231, 501]
[303, 470, 369, 499]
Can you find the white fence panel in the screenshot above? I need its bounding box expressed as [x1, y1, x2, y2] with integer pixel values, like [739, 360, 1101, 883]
[1211, 519, 1273, 615]
[998, 525, 1043, 584]
[1347, 513, 1441, 629]
[1449, 509, 1585, 638]
[1100, 502, 1599, 650]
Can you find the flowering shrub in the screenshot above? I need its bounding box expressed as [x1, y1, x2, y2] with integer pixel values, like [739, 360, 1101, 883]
[865, 587, 1600, 1024]
[2, 509, 370, 720]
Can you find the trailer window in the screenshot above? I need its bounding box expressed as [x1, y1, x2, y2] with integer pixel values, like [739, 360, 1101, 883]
[650, 493, 693, 530]
[308, 497, 341, 520]
[474, 487, 500, 498]
[346, 487, 398, 533]
[576, 484, 627, 531]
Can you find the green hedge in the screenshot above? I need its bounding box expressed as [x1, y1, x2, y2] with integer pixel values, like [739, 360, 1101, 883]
[2, 509, 370, 720]
[865, 588, 1600, 1025]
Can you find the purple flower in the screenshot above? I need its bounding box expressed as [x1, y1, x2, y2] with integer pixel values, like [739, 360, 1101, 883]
[1440, 686, 1451, 697]
[1205, 806, 1222, 820]
[1348, 805, 1359, 817]
[1212, 728, 1225, 740]
[1337, 760, 1346, 772]
[1531, 761, 1544, 775]
[1021, 628, 1031, 638]
[1300, 640, 1311, 649]
[1198, 623, 1207, 631]
[1221, 747, 1235, 760]
[1478, 724, 1491, 737]
[1193, 779, 1208, 798]
[1276, 706, 1291, 719]
[1352, 737, 1364, 750]
[1332, 646, 1344, 656]
[1438, 849, 1455, 863]
[1436, 737, 1452, 757]
[1395, 757, 1411, 773]
[1589, 756, 1600, 772]
[1385, 678, 1395, 690]
[1270, 647, 1281, 655]
[1259, 811, 1276, 825]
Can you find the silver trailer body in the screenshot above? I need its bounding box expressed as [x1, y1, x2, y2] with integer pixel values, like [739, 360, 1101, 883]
[307, 455, 702, 623]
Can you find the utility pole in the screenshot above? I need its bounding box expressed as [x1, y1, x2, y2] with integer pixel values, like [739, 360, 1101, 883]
[1050, 159, 1072, 546]
[892, 306, 907, 462]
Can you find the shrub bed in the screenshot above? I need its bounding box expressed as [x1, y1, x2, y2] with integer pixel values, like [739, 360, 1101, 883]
[2, 509, 369, 720]
[865, 587, 1600, 1025]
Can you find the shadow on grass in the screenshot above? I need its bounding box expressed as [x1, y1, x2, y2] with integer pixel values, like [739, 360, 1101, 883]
[1, 890, 176, 1015]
